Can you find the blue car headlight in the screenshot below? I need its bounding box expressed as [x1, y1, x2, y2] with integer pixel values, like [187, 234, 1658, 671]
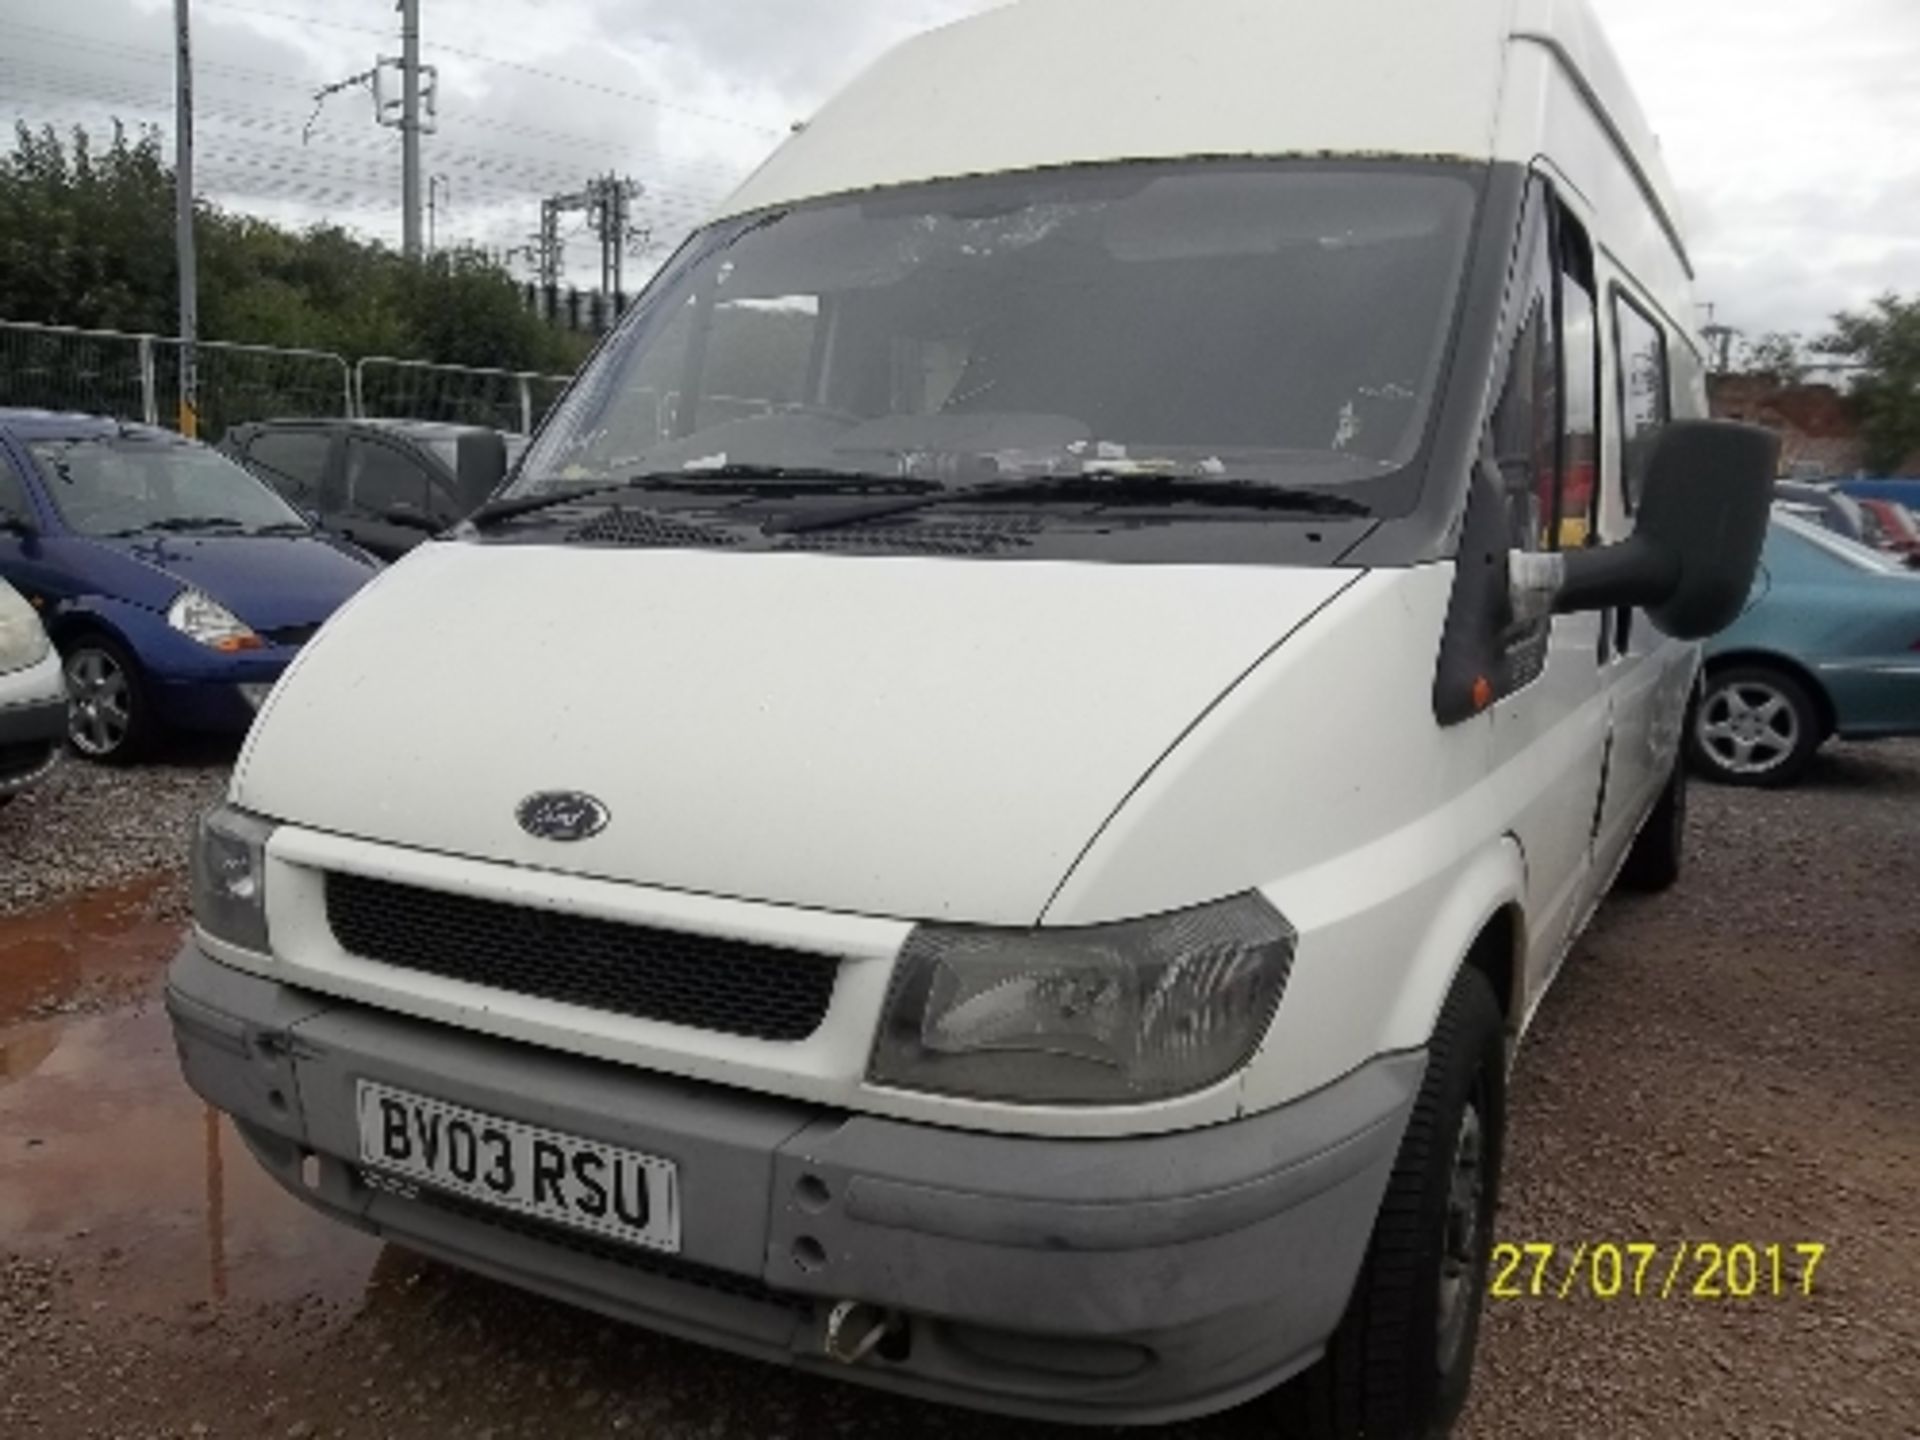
[168, 589, 263, 652]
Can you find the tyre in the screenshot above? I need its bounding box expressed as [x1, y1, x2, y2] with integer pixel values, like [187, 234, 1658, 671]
[62, 634, 154, 764]
[1686, 665, 1822, 788]
[1616, 752, 1686, 893]
[1273, 966, 1506, 1440]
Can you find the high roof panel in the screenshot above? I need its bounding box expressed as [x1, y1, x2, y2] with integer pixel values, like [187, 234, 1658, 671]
[718, 0, 1519, 217]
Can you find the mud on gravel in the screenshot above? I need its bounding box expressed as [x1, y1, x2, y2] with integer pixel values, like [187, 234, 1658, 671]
[1, 742, 1916, 1439]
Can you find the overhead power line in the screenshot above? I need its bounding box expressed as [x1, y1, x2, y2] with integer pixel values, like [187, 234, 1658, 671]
[21, 5, 786, 138]
[0, 62, 740, 211]
[0, 37, 759, 187]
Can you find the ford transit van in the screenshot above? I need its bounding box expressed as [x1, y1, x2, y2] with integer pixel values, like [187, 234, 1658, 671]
[168, 1, 1774, 1433]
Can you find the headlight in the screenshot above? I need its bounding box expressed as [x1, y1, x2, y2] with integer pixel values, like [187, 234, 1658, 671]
[869, 893, 1294, 1105]
[191, 805, 278, 952]
[168, 590, 263, 652]
[0, 585, 50, 675]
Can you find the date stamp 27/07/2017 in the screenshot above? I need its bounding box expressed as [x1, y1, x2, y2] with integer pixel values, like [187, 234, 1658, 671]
[1490, 1242, 1827, 1301]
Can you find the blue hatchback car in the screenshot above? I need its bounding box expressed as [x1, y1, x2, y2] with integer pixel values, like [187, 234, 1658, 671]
[0, 410, 381, 761]
[1694, 509, 1920, 786]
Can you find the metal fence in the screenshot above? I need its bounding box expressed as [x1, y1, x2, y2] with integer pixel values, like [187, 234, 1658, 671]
[0, 320, 574, 441]
[353, 357, 574, 436]
[0, 320, 352, 441]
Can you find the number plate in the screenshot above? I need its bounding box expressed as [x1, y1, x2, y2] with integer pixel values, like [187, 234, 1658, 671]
[355, 1081, 680, 1253]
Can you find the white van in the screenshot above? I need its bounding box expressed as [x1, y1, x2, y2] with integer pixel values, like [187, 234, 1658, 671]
[168, 1, 1774, 1433]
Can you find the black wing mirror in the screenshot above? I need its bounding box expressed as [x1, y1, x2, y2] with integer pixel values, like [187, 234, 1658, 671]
[453, 430, 509, 517]
[0, 507, 37, 538]
[1512, 420, 1778, 641]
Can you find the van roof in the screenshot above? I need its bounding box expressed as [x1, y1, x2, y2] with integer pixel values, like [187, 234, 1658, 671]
[719, 0, 1687, 275]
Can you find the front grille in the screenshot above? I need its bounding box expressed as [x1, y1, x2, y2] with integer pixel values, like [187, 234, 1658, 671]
[569, 508, 743, 549]
[0, 740, 56, 784]
[778, 516, 1043, 556]
[402, 1182, 813, 1314]
[324, 872, 839, 1042]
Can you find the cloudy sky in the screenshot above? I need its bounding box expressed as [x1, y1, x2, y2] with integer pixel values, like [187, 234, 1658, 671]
[3, 0, 1917, 347]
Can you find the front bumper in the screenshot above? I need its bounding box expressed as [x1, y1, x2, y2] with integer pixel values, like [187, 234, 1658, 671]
[149, 668, 285, 734]
[0, 650, 67, 795]
[167, 941, 1420, 1426]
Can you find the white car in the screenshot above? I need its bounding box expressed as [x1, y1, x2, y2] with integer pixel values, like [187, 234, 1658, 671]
[0, 577, 63, 806]
[166, 2, 1775, 1435]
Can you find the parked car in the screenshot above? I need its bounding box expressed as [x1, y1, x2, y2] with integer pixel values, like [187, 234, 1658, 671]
[223, 418, 519, 560]
[1837, 476, 1920, 515]
[0, 575, 65, 806]
[1774, 480, 1869, 544]
[1854, 497, 1920, 565]
[165, 4, 1775, 1437]
[1693, 509, 1920, 786]
[0, 410, 383, 762]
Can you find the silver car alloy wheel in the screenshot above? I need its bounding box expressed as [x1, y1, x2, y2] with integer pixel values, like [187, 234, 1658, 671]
[65, 648, 133, 757]
[1697, 679, 1799, 777]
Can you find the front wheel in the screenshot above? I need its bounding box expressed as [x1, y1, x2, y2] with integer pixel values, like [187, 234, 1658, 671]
[1686, 665, 1822, 788]
[63, 635, 154, 764]
[1273, 966, 1506, 1439]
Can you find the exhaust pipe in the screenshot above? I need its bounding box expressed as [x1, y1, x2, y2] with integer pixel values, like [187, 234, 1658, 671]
[823, 1300, 905, 1365]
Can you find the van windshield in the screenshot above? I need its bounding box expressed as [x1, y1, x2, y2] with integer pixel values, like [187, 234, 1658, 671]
[514, 161, 1479, 513]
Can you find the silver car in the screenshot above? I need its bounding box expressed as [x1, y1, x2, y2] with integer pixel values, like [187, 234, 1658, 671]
[0, 578, 65, 806]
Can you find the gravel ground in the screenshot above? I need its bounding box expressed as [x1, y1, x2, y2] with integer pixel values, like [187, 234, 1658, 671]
[0, 745, 231, 917]
[1, 741, 1916, 1439]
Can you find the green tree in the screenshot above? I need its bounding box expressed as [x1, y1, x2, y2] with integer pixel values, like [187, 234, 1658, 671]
[1, 122, 582, 374]
[1824, 295, 1920, 475]
[394, 248, 584, 373]
[0, 122, 176, 333]
[1739, 331, 1807, 386]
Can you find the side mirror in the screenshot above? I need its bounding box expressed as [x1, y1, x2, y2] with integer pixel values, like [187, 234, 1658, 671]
[453, 430, 509, 516]
[1512, 420, 1778, 641]
[0, 508, 36, 538]
[382, 503, 442, 533]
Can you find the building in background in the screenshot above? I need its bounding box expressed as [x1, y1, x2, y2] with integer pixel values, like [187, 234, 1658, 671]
[1707, 376, 1875, 479]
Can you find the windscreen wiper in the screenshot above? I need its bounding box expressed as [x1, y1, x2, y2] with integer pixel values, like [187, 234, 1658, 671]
[773, 470, 1374, 535]
[465, 467, 940, 530]
[249, 521, 314, 536]
[112, 516, 248, 536]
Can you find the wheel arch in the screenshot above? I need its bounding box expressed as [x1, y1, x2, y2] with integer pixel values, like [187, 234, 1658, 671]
[43, 602, 140, 659]
[1703, 649, 1837, 740]
[1377, 837, 1530, 1054]
[1462, 901, 1523, 1030]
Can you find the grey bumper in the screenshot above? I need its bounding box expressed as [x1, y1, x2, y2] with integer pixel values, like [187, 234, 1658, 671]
[0, 696, 64, 796]
[166, 941, 1421, 1426]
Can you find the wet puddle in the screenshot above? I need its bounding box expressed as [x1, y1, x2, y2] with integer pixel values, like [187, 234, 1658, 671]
[0, 873, 182, 1031]
[0, 881, 389, 1319]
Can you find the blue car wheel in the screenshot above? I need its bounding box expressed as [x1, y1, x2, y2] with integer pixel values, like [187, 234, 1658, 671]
[62, 634, 153, 764]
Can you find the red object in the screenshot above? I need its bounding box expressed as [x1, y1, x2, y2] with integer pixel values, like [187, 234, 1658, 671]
[1857, 498, 1920, 558]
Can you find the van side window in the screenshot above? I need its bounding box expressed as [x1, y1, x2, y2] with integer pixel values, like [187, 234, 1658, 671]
[1612, 293, 1670, 512]
[1556, 214, 1600, 548]
[1487, 189, 1560, 559]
